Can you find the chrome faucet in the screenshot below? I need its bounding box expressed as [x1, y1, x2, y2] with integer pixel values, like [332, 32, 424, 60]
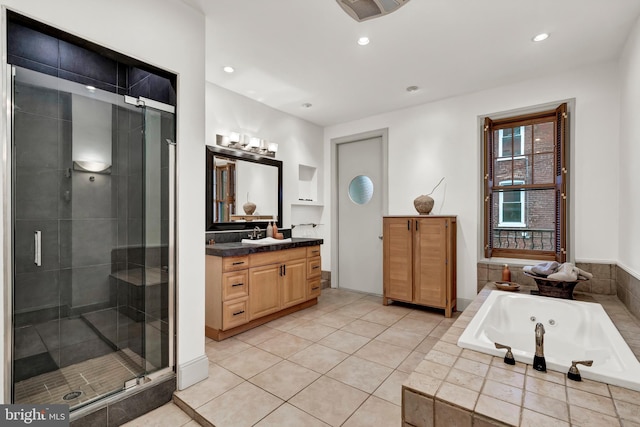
[250, 226, 262, 240]
[533, 322, 546, 372]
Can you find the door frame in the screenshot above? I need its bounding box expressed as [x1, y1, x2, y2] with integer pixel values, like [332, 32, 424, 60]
[331, 128, 389, 291]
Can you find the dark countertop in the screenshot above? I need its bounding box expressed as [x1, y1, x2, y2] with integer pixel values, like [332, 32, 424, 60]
[205, 238, 323, 257]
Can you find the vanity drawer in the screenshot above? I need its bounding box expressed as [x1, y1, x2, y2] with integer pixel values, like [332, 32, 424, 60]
[307, 257, 321, 278]
[306, 246, 321, 258]
[308, 277, 321, 299]
[222, 270, 248, 301]
[222, 297, 249, 330]
[250, 247, 306, 267]
[223, 255, 249, 272]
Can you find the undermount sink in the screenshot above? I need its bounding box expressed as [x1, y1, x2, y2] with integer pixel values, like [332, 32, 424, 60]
[241, 237, 292, 245]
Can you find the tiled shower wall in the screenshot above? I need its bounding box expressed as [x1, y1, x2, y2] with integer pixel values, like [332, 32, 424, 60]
[8, 12, 176, 107]
[477, 261, 640, 320]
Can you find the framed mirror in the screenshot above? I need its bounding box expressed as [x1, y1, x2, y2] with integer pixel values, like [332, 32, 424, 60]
[206, 145, 283, 231]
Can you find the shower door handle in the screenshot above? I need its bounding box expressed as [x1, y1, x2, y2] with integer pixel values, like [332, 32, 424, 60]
[34, 231, 42, 266]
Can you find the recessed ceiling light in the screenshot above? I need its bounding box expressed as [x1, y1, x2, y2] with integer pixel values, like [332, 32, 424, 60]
[223, 66, 235, 73]
[532, 33, 549, 42]
[301, 103, 313, 108]
[406, 86, 419, 92]
[357, 37, 370, 46]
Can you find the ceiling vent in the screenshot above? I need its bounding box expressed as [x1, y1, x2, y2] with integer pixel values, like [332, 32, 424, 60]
[336, 0, 411, 22]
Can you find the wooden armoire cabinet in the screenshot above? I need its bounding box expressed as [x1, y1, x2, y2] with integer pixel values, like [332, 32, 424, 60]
[383, 216, 457, 317]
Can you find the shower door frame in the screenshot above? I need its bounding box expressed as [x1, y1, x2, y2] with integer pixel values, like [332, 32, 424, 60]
[1, 63, 177, 407]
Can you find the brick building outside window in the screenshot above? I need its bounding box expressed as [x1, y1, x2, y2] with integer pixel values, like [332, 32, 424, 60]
[483, 103, 567, 261]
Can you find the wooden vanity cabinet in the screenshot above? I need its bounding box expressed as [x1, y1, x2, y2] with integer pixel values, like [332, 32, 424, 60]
[206, 245, 320, 340]
[383, 216, 456, 317]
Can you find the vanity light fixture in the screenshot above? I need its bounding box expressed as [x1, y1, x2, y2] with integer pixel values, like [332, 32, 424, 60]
[357, 37, 370, 46]
[85, 85, 96, 92]
[215, 134, 278, 158]
[267, 142, 279, 153]
[229, 132, 241, 143]
[532, 33, 549, 42]
[248, 137, 261, 148]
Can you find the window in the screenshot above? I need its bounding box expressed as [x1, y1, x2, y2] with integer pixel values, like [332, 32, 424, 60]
[483, 104, 567, 261]
[498, 180, 525, 227]
[498, 127, 525, 158]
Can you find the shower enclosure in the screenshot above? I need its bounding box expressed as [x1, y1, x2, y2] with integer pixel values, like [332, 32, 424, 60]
[9, 65, 175, 410]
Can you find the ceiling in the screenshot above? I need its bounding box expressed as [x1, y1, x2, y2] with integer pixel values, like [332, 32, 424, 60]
[182, 0, 640, 127]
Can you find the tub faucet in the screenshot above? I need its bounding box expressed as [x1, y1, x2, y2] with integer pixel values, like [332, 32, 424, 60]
[533, 322, 546, 372]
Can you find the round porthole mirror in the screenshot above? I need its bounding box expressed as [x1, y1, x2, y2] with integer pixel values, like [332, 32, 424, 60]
[348, 175, 374, 205]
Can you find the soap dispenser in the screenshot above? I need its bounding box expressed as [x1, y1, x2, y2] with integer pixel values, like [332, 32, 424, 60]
[266, 221, 273, 238]
[502, 264, 511, 282]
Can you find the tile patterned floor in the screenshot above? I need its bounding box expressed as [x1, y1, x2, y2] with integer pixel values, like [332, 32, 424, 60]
[126, 288, 459, 427]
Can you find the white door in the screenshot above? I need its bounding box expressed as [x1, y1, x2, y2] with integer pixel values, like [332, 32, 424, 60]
[337, 137, 384, 294]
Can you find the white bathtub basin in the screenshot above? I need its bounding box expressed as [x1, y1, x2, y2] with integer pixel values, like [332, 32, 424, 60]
[241, 237, 292, 245]
[457, 291, 640, 391]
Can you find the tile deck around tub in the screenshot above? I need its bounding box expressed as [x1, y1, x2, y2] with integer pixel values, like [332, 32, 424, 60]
[402, 284, 640, 427]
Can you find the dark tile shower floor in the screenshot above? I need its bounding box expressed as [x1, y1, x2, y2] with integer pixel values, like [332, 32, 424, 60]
[14, 311, 145, 407]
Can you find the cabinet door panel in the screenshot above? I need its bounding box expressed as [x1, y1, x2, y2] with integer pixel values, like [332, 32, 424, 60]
[282, 259, 307, 308]
[414, 218, 447, 307]
[249, 264, 281, 320]
[383, 218, 413, 302]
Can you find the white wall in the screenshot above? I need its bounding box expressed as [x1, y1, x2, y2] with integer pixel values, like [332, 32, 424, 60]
[206, 82, 324, 231]
[619, 15, 640, 278]
[324, 61, 621, 307]
[0, 0, 207, 395]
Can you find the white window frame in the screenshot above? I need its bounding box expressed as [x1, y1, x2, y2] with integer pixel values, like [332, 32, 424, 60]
[497, 126, 525, 160]
[498, 179, 526, 227]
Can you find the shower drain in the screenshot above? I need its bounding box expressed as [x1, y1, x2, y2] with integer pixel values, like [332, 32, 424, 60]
[63, 391, 83, 401]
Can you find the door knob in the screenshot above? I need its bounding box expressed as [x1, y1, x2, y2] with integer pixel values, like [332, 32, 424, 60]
[378, 235, 383, 240]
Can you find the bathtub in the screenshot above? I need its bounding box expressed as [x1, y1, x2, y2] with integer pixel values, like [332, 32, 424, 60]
[457, 290, 640, 391]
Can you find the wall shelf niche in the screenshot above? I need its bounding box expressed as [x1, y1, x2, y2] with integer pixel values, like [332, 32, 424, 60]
[298, 164, 319, 204]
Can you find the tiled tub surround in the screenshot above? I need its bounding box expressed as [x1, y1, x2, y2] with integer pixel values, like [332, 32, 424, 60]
[478, 261, 640, 331]
[402, 284, 640, 426]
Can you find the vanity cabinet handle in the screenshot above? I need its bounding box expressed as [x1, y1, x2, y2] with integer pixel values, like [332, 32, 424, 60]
[311, 286, 320, 291]
[232, 261, 245, 266]
[232, 310, 245, 316]
[231, 283, 244, 287]
[312, 266, 320, 270]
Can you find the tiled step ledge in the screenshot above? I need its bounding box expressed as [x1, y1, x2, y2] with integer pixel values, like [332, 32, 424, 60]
[402, 283, 640, 427]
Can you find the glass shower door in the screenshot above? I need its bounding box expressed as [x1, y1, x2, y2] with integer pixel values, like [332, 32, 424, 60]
[11, 66, 174, 410]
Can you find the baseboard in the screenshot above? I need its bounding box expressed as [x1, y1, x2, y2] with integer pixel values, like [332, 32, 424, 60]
[177, 354, 209, 390]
